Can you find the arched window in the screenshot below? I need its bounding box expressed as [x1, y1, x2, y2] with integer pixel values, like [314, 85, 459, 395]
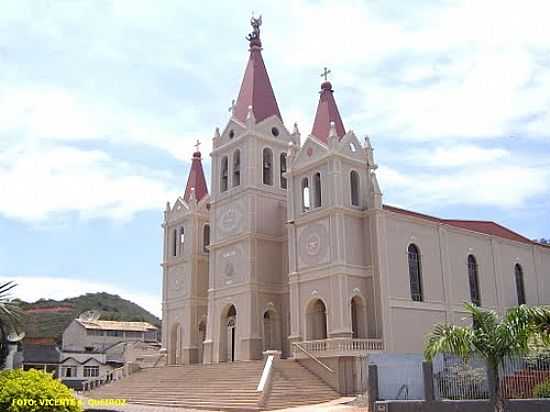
[280, 153, 287, 189]
[408, 244, 423, 302]
[301, 178, 310, 212]
[263, 148, 273, 185]
[203, 225, 210, 253]
[351, 296, 366, 339]
[179, 226, 185, 255]
[172, 229, 177, 257]
[232, 150, 240, 187]
[350, 171, 360, 207]
[515, 264, 526, 305]
[221, 156, 228, 192]
[313, 172, 322, 208]
[306, 299, 327, 340]
[468, 255, 481, 306]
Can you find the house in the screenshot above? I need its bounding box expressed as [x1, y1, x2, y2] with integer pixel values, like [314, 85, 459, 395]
[59, 316, 159, 389]
[21, 342, 60, 376]
[62, 319, 159, 353]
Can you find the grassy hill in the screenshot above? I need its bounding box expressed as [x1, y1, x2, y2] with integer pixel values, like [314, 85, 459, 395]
[16, 292, 161, 342]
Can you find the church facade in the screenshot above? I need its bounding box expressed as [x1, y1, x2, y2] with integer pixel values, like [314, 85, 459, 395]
[161, 20, 550, 365]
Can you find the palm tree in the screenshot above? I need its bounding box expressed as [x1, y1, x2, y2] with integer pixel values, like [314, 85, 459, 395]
[425, 303, 550, 412]
[0, 281, 22, 369]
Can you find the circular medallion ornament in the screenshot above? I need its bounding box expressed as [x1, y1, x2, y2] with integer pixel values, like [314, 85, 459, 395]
[225, 262, 234, 277]
[220, 207, 242, 233]
[305, 233, 321, 256]
[298, 223, 329, 266]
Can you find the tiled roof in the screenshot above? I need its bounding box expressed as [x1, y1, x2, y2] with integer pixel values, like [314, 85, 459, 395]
[233, 39, 282, 124]
[22, 344, 60, 364]
[183, 150, 208, 203]
[311, 81, 346, 143]
[76, 320, 158, 332]
[383, 204, 536, 246]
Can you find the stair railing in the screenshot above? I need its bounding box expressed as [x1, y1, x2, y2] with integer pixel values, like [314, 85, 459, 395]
[152, 352, 167, 368]
[81, 362, 139, 392]
[293, 342, 334, 374]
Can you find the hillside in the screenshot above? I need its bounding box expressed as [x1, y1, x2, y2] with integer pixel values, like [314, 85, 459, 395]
[16, 292, 161, 342]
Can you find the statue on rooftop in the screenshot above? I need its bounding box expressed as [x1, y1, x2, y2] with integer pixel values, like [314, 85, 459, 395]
[246, 15, 262, 42]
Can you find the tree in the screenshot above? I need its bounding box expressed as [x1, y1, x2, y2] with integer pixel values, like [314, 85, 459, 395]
[0, 369, 82, 412]
[425, 303, 550, 412]
[0, 282, 22, 369]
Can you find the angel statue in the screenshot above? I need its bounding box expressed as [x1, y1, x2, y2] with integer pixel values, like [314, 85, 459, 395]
[246, 15, 262, 41]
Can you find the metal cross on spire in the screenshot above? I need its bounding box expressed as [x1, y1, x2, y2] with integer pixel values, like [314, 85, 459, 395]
[194, 139, 201, 152]
[321, 67, 331, 82]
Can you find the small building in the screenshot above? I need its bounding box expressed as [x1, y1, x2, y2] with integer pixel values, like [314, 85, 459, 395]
[59, 351, 115, 390]
[62, 319, 159, 352]
[59, 317, 159, 389]
[21, 343, 60, 376]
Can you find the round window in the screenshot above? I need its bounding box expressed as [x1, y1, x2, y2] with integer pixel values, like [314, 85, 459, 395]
[271, 127, 279, 137]
[229, 129, 235, 139]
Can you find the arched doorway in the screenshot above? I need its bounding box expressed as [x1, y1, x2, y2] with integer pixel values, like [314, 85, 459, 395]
[198, 320, 206, 364]
[262, 310, 281, 351]
[221, 305, 237, 362]
[351, 296, 367, 338]
[306, 299, 327, 340]
[169, 323, 182, 365]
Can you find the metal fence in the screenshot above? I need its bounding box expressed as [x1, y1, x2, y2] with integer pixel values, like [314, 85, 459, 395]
[369, 353, 425, 400]
[501, 353, 550, 399]
[433, 352, 550, 400]
[433, 354, 489, 400]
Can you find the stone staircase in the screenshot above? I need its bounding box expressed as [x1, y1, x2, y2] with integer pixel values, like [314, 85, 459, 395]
[86, 359, 340, 410]
[266, 359, 341, 409]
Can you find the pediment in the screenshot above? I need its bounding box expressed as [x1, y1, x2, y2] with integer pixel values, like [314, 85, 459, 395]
[338, 131, 368, 161]
[166, 194, 208, 222]
[291, 135, 328, 169]
[166, 197, 190, 221]
[219, 118, 246, 145]
[255, 115, 292, 142]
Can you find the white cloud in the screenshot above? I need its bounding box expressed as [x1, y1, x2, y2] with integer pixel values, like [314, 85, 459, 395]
[0, 86, 211, 162]
[0, 142, 178, 221]
[410, 145, 510, 168]
[379, 164, 549, 209]
[1, 0, 549, 224]
[267, 0, 550, 141]
[0, 275, 161, 318]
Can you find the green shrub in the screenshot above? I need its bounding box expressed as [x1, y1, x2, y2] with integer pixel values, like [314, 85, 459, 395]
[533, 379, 550, 398]
[0, 369, 82, 412]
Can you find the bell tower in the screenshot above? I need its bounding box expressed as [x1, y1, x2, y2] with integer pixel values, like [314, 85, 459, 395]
[202, 17, 294, 363]
[286, 75, 384, 347]
[162, 144, 210, 365]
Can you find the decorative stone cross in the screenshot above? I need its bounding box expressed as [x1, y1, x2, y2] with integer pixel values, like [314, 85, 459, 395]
[321, 67, 331, 81]
[194, 139, 201, 152]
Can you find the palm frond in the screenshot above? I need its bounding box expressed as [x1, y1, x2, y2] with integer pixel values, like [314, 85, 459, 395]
[425, 323, 474, 361]
[527, 306, 550, 344]
[0, 281, 23, 332]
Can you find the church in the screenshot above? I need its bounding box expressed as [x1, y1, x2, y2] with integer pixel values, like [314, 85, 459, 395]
[161, 18, 550, 366]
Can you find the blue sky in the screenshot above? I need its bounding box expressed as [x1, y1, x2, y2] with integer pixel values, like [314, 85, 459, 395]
[1, 1, 549, 317]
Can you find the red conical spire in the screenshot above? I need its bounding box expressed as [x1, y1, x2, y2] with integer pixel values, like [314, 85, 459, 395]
[232, 16, 282, 124]
[311, 80, 346, 144]
[183, 141, 208, 203]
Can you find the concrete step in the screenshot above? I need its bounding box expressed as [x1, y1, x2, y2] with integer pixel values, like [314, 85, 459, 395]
[86, 359, 340, 411]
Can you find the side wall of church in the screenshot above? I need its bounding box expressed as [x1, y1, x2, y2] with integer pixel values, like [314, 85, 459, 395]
[381, 210, 550, 354]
